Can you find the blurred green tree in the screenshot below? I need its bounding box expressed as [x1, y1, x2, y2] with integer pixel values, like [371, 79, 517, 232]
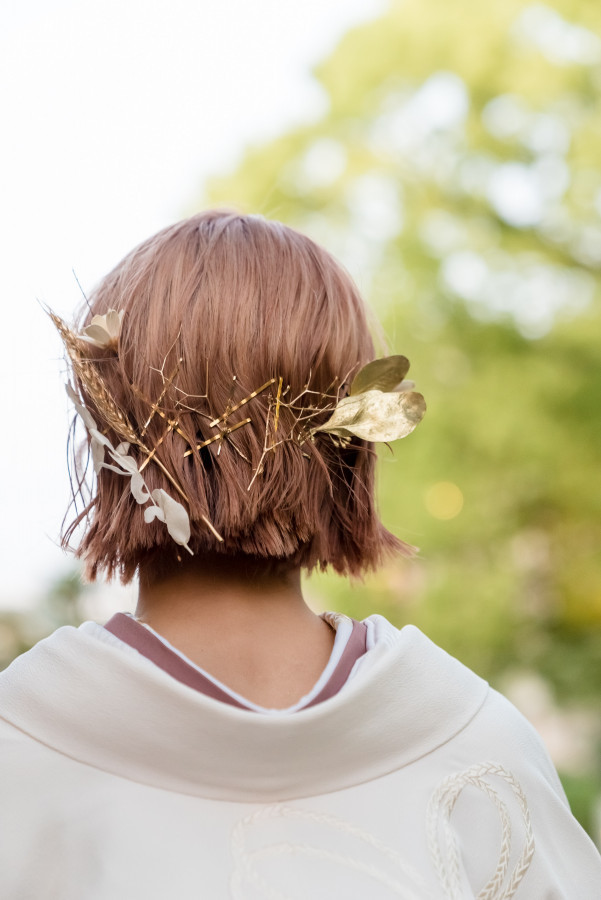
[0, 569, 89, 671]
[201, 0, 601, 835]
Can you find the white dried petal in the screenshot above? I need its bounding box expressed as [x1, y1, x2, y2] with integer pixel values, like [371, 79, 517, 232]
[130, 471, 150, 504]
[80, 324, 111, 347]
[80, 309, 124, 349]
[107, 447, 139, 475]
[66, 376, 191, 554]
[91, 438, 106, 475]
[148, 488, 192, 553]
[89, 428, 113, 450]
[65, 383, 97, 432]
[105, 309, 123, 335]
[144, 505, 165, 524]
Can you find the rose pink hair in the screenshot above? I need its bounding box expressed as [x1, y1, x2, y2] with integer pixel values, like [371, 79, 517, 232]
[64, 211, 414, 582]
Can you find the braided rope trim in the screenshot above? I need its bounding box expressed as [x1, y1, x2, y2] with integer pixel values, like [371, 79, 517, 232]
[230, 803, 434, 900]
[426, 762, 535, 900]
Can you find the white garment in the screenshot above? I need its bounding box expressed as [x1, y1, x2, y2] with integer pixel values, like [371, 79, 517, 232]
[0, 614, 599, 899]
[115, 610, 357, 714]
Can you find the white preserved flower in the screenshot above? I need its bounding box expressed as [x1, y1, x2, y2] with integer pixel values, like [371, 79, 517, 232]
[80, 309, 124, 350]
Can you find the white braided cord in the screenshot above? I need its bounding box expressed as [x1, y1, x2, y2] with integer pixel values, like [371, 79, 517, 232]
[428, 776, 511, 898]
[427, 762, 535, 900]
[230, 803, 434, 900]
[230, 765, 535, 899]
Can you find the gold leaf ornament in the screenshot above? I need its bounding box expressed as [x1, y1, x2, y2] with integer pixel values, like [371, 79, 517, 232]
[349, 355, 411, 395]
[314, 356, 426, 443]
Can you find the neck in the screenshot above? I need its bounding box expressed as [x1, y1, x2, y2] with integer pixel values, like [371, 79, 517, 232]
[134, 551, 335, 708]
[136, 551, 310, 629]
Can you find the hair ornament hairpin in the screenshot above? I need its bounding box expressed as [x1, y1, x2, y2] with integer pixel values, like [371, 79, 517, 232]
[313, 356, 426, 443]
[52, 304, 425, 558]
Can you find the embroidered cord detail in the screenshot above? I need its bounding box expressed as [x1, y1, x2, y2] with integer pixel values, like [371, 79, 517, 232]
[230, 804, 434, 899]
[426, 762, 535, 900]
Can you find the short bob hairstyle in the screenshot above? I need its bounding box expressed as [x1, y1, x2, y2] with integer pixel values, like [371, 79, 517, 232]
[63, 211, 414, 583]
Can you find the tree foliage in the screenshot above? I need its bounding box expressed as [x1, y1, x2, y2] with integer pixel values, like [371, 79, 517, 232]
[203, 0, 601, 832]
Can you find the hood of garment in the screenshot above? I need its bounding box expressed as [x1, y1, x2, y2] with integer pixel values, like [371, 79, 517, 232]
[0, 617, 488, 802]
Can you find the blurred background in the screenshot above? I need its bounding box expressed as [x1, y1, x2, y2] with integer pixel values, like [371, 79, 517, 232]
[2, 0, 600, 842]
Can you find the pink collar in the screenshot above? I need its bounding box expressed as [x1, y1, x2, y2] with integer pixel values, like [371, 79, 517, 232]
[103, 612, 368, 711]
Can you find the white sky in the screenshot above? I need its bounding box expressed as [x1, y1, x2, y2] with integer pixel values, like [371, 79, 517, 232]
[1, 0, 386, 609]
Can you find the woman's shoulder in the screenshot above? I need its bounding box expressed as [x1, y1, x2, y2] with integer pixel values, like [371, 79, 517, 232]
[350, 614, 567, 781]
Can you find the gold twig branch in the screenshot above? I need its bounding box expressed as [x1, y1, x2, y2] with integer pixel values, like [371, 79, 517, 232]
[138, 419, 178, 473]
[51, 303, 380, 552]
[130, 382, 191, 444]
[273, 376, 283, 432]
[209, 378, 276, 427]
[246, 400, 286, 492]
[183, 417, 252, 458]
[140, 359, 182, 436]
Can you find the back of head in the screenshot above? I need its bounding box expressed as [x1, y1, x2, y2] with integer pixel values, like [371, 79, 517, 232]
[63, 211, 413, 582]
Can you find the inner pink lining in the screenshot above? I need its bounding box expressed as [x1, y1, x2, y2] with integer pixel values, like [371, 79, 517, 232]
[103, 613, 368, 712]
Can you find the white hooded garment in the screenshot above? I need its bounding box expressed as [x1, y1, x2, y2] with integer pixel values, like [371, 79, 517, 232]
[0, 613, 599, 899]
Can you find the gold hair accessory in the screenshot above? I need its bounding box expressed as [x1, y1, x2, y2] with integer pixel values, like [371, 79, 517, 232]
[313, 356, 426, 443]
[51, 308, 426, 556]
[50, 307, 213, 555]
[65, 382, 193, 554]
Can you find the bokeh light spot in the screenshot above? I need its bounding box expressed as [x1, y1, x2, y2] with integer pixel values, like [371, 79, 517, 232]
[424, 481, 464, 520]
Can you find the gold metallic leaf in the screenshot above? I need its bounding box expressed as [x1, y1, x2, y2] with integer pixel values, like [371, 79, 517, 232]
[350, 355, 410, 396]
[315, 389, 426, 442]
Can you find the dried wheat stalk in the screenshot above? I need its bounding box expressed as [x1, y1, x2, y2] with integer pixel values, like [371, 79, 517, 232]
[50, 311, 187, 497]
[49, 310, 139, 445]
